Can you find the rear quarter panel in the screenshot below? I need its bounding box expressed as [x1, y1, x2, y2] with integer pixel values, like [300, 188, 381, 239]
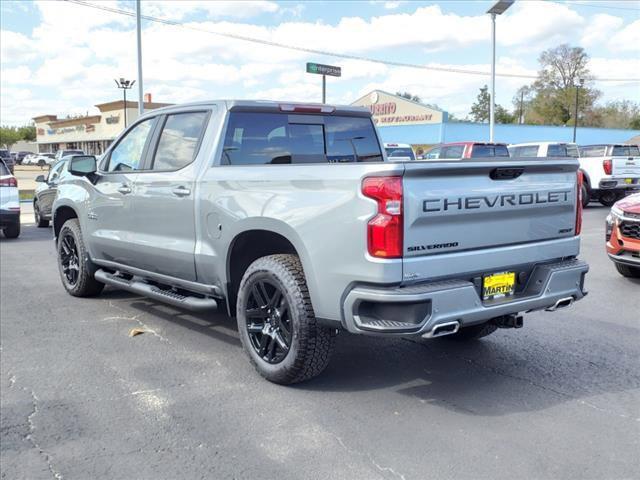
[196, 162, 404, 321]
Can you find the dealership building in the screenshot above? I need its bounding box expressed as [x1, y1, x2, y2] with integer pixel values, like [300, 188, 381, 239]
[33, 99, 172, 155]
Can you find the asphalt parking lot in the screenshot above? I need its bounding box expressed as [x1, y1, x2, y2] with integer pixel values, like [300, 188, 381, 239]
[1, 206, 638, 479]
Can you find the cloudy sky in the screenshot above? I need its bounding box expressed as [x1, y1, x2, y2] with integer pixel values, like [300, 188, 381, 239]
[1, 0, 639, 126]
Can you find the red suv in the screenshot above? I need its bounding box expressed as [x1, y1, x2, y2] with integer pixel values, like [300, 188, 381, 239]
[424, 142, 510, 160]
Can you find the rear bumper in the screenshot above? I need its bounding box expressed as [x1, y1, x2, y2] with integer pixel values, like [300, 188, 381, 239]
[0, 209, 20, 228]
[596, 178, 640, 191]
[341, 258, 588, 336]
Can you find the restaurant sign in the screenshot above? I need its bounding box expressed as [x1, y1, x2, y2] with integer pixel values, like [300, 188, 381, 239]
[351, 90, 444, 126]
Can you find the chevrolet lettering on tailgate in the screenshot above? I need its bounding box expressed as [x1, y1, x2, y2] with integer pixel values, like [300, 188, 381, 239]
[423, 190, 572, 213]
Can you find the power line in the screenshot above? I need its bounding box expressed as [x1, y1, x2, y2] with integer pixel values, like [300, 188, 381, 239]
[559, 1, 640, 13]
[64, 0, 640, 83]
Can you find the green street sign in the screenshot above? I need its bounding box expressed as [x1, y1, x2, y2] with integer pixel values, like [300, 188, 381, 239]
[306, 62, 341, 77]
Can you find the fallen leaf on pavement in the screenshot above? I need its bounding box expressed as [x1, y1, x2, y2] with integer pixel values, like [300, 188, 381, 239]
[129, 328, 147, 337]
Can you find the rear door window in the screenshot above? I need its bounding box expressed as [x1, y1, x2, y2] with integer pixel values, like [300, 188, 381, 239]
[221, 112, 382, 165]
[513, 145, 539, 157]
[547, 144, 568, 157]
[152, 112, 208, 170]
[580, 146, 606, 157]
[441, 146, 464, 159]
[425, 147, 440, 159]
[471, 145, 510, 158]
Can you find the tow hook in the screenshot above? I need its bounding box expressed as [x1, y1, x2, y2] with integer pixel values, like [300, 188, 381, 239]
[493, 314, 524, 329]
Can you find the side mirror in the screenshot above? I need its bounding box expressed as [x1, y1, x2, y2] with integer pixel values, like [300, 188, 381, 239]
[35, 175, 46, 183]
[69, 155, 97, 177]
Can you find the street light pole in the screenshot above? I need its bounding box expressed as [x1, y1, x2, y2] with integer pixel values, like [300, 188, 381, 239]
[322, 74, 326, 104]
[573, 78, 584, 143]
[486, 0, 514, 142]
[136, 0, 144, 115]
[489, 12, 496, 142]
[114, 78, 135, 128]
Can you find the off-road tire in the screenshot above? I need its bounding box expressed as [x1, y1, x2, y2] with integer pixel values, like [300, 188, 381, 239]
[445, 321, 498, 341]
[581, 183, 590, 208]
[614, 262, 640, 278]
[236, 254, 336, 384]
[599, 193, 618, 207]
[3, 223, 20, 239]
[34, 201, 49, 228]
[57, 218, 104, 297]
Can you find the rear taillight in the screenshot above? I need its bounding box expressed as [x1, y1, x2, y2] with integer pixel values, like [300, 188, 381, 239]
[362, 176, 403, 258]
[576, 170, 583, 236]
[0, 177, 17, 187]
[602, 159, 612, 175]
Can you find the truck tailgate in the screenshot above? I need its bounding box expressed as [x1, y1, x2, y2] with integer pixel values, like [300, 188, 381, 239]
[402, 159, 579, 262]
[612, 156, 640, 177]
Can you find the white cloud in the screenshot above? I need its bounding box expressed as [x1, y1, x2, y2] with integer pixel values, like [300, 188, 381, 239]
[0, 30, 38, 64]
[498, 1, 584, 49]
[608, 19, 640, 53]
[142, 1, 279, 20]
[581, 14, 624, 48]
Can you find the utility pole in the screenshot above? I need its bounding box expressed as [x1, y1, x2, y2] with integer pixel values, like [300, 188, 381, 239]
[572, 78, 584, 143]
[486, 1, 514, 142]
[489, 12, 496, 141]
[322, 75, 326, 104]
[519, 89, 524, 124]
[136, 0, 144, 115]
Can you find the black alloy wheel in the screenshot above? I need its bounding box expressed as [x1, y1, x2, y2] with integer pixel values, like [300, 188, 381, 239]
[59, 232, 80, 286]
[244, 279, 292, 364]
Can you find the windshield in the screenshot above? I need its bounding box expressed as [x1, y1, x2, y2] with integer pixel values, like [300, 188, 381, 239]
[385, 147, 415, 160]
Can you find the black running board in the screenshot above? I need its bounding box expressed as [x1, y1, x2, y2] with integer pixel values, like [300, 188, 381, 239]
[94, 269, 218, 312]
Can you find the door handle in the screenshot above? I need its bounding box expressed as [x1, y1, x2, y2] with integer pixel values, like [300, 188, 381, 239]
[117, 184, 132, 194]
[172, 186, 191, 197]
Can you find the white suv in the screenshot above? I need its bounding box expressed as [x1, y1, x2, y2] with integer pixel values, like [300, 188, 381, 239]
[0, 159, 20, 238]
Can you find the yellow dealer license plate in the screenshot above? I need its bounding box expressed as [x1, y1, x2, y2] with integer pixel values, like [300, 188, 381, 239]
[625, 178, 633, 184]
[483, 271, 516, 300]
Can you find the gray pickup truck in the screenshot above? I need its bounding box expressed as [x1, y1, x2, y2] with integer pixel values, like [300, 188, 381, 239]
[52, 100, 589, 384]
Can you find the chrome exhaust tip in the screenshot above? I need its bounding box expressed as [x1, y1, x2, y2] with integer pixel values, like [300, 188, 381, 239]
[422, 321, 460, 339]
[546, 296, 574, 312]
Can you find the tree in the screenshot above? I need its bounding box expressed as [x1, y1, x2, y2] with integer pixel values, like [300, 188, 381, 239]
[528, 44, 600, 125]
[0, 127, 21, 149]
[469, 85, 514, 124]
[18, 125, 36, 142]
[581, 100, 640, 129]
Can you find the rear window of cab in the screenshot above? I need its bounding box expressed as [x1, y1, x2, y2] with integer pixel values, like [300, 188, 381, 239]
[221, 112, 383, 165]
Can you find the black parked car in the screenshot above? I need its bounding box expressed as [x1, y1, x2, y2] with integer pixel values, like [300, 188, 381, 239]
[33, 157, 70, 227]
